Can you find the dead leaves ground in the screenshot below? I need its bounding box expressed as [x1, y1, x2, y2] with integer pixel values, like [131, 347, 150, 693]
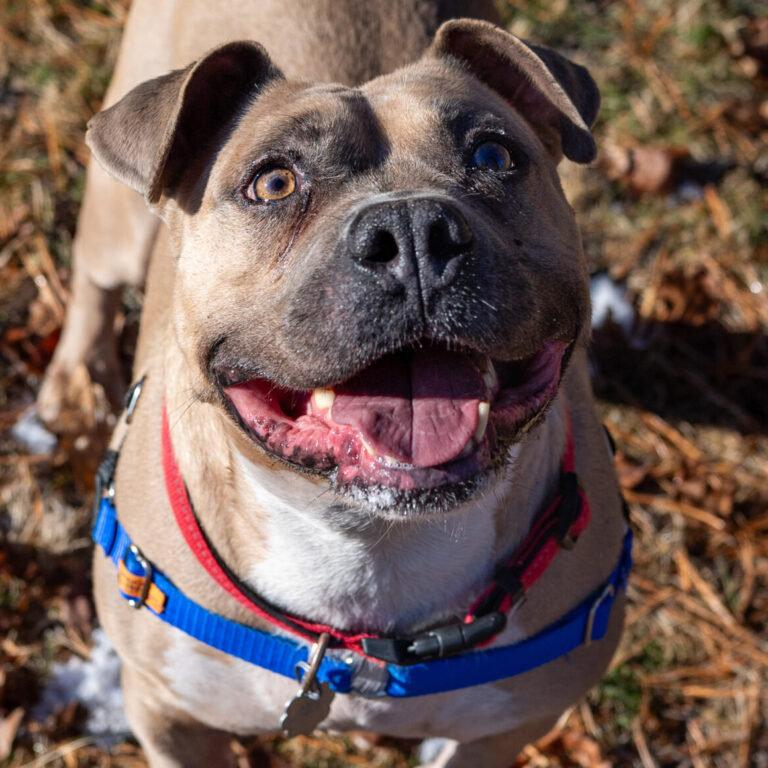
[1, 0, 767, 766]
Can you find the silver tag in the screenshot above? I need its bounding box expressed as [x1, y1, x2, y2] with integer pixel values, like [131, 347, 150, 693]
[280, 632, 335, 737]
[280, 681, 335, 737]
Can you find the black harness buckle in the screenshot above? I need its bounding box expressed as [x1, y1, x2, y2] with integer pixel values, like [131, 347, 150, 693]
[92, 376, 146, 529]
[360, 611, 507, 666]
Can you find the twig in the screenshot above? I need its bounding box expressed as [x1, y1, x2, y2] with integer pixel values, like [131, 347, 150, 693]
[632, 718, 659, 768]
[624, 490, 726, 530]
[19, 737, 95, 768]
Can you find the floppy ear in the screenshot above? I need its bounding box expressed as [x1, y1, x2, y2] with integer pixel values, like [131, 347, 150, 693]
[428, 20, 600, 164]
[86, 41, 282, 204]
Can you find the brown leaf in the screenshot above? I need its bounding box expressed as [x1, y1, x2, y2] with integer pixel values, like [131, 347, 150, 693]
[601, 144, 690, 195]
[653, 267, 720, 325]
[0, 707, 25, 761]
[560, 730, 611, 768]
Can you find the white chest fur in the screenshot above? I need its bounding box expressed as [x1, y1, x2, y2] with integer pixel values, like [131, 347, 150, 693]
[229, 400, 566, 635]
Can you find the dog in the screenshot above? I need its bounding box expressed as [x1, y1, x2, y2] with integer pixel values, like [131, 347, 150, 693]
[38, 1, 630, 765]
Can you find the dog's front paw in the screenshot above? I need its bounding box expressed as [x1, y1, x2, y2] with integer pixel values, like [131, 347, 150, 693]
[36, 360, 119, 487]
[37, 359, 117, 433]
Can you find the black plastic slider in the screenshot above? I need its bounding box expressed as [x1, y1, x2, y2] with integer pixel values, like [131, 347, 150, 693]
[553, 471, 582, 549]
[92, 448, 119, 526]
[493, 568, 526, 606]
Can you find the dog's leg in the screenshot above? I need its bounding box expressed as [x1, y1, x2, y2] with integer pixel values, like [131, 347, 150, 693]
[418, 716, 558, 768]
[122, 662, 235, 768]
[37, 0, 173, 427]
[37, 164, 157, 424]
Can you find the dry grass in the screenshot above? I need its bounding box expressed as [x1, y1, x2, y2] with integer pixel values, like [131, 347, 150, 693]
[1, 0, 767, 766]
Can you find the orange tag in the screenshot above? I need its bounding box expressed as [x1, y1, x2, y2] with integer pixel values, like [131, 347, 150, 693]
[118, 560, 167, 613]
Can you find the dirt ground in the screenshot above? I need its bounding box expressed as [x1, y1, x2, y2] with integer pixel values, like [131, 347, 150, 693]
[1, 1, 767, 766]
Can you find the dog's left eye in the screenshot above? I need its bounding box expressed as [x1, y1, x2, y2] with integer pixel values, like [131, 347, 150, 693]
[247, 167, 297, 202]
[470, 141, 513, 172]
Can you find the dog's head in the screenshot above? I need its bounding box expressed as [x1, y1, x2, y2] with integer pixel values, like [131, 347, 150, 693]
[88, 20, 599, 514]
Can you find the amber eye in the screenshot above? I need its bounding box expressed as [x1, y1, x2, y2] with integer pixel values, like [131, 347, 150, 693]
[248, 167, 297, 201]
[470, 141, 513, 172]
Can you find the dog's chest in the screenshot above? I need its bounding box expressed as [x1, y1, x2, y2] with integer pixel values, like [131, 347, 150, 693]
[156, 409, 572, 737]
[229, 452, 524, 634]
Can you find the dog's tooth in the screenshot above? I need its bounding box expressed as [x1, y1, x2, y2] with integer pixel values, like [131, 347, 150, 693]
[474, 401, 490, 441]
[312, 388, 335, 411]
[360, 438, 376, 457]
[459, 441, 475, 459]
[475, 355, 498, 392]
[381, 454, 400, 466]
[481, 361, 498, 392]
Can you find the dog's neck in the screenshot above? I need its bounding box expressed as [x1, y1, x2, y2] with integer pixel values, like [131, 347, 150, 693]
[165, 353, 567, 635]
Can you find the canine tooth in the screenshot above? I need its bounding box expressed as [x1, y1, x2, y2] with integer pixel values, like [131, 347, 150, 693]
[474, 401, 490, 441]
[312, 388, 335, 410]
[381, 454, 400, 466]
[360, 438, 376, 457]
[475, 355, 497, 392]
[459, 441, 475, 459]
[481, 362, 498, 392]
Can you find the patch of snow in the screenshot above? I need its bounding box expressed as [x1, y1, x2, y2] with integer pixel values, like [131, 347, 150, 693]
[676, 181, 704, 202]
[418, 737, 450, 764]
[33, 628, 130, 741]
[590, 273, 634, 334]
[11, 405, 57, 455]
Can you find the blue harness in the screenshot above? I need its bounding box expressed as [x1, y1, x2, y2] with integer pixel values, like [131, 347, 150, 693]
[93, 490, 631, 699]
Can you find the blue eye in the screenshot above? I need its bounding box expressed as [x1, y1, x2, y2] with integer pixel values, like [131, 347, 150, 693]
[470, 141, 513, 171]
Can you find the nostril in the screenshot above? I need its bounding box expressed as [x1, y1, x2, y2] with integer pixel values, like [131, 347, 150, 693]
[428, 216, 473, 259]
[366, 229, 399, 264]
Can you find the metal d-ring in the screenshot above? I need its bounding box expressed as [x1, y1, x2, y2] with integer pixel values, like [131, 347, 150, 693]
[125, 544, 153, 609]
[124, 376, 146, 424]
[584, 583, 615, 646]
[293, 632, 331, 699]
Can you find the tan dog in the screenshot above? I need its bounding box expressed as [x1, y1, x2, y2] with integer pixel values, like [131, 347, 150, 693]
[40, 2, 629, 766]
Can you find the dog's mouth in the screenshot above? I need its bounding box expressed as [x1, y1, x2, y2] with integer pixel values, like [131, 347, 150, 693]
[217, 339, 570, 500]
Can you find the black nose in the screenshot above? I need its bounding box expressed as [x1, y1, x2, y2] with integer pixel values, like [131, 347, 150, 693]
[348, 196, 473, 295]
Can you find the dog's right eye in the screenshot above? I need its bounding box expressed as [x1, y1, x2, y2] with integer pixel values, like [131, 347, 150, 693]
[246, 167, 297, 202]
[470, 141, 513, 172]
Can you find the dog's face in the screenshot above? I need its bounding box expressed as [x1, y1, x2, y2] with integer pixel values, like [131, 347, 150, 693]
[88, 21, 599, 514]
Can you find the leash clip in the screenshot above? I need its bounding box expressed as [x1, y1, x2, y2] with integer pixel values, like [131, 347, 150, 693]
[293, 632, 331, 693]
[281, 633, 335, 736]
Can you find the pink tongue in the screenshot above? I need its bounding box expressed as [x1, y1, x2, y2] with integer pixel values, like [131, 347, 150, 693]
[329, 348, 485, 467]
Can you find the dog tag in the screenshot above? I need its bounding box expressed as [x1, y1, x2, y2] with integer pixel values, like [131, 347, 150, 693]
[280, 632, 335, 737]
[280, 681, 335, 737]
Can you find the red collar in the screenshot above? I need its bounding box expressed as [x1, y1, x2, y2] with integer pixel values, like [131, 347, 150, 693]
[162, 404, 590, 663]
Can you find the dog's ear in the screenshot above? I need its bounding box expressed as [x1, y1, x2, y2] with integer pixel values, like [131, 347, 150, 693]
[428, 20, 599, 164]
[87, 41, 282, 204]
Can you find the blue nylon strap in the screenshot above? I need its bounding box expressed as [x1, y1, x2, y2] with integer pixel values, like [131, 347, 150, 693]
[386, 530, 633, 697]
[93, 497, 354, 693]
[93, 496, 632, 699]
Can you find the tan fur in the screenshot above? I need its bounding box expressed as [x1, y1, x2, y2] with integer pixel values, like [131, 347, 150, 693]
[49, 3, 626, 766]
